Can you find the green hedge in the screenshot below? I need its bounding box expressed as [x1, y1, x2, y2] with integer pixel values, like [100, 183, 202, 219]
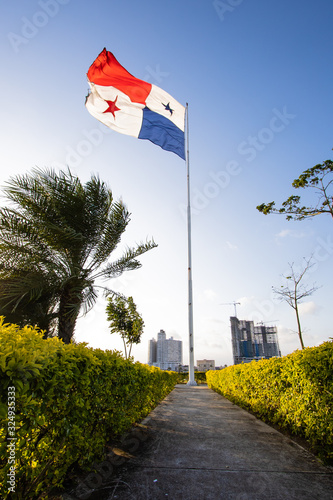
[0, 319, 178, 499]
[177, 371, 207, 384]
[206, 341, 333, 462]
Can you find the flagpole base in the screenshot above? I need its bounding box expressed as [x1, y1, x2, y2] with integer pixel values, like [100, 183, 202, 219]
[186, 380, 197, 386]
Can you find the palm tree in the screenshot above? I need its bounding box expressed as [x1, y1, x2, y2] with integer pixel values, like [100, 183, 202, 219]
[0, 167, 156, 343]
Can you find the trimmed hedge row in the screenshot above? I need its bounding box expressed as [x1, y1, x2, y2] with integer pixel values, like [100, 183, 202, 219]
[206, 340, 333, 462]
[177, 371, 207, 384]
[0, 319, 179, 499]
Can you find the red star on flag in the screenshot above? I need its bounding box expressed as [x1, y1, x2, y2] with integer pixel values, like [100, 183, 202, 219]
[103, 96, 120, 118]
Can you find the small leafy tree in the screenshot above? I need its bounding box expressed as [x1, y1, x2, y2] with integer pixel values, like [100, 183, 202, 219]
[257, 156, 333, 221]
[106, 295, 144, 358]
[272, 258, 320, 349]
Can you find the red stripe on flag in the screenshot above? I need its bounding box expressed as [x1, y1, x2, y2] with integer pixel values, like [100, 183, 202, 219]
[87, 48, 151, 105]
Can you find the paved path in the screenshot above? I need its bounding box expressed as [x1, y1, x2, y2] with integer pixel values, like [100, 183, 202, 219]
[108, 384, 333, 500]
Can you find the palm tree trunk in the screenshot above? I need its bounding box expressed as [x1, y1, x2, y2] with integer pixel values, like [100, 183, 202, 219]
[58, 315, 77, 344]
[58, 285, 81, 344]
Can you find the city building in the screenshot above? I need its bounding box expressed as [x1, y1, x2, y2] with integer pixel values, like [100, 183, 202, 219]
[197, 359, 215, 371]
[230, 317, 281, 365]
[148, 329, 182, 371]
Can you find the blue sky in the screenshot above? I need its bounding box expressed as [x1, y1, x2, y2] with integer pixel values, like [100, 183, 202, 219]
[1, 0, 333, 365]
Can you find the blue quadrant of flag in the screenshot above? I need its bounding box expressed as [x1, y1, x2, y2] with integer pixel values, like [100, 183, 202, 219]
[139, 107, 185, 160]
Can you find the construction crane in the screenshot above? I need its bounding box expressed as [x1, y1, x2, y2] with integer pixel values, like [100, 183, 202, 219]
[220, 301, 241, 318]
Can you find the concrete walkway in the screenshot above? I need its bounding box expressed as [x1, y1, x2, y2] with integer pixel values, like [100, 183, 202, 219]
[109, 384, 333, 500]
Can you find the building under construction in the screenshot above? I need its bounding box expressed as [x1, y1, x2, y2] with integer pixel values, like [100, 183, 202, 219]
[230, 317, 281, 365]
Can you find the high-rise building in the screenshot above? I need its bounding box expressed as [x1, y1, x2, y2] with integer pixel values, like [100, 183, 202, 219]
[148, 329, 182, 371]
[230, 317, 281, 365]
[197, 359, 215, 371]
[148, 338, 157, 366]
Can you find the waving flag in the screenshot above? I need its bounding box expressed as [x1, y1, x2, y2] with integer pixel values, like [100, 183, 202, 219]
[85, 49, 185, 159]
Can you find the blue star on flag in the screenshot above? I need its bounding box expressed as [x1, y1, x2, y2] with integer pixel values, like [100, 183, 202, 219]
[162, 102, 174, 115]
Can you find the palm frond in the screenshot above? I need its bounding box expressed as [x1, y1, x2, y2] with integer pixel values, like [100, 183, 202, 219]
[96, 239, 157, 279]
[87, 200, 131, 269]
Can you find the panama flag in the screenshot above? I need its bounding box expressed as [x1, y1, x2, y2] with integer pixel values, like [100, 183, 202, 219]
[85, 49, 185, 160]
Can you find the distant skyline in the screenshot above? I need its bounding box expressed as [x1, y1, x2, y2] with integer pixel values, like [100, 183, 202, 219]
[148, 329, 183, 371]
[1, 0, 333, 365]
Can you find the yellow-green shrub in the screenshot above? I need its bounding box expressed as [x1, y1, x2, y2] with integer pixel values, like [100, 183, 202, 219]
[0, 319, 178, 499]
[206, 341, 333, 462]
[177, 371, 207, 384]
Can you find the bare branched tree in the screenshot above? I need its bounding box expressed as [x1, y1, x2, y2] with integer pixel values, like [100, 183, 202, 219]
[272, 257, 320, 349]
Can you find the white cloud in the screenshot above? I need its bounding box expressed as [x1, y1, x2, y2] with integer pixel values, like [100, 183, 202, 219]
[298, 301, 318, 315]
[226, 240, 238, 250]
[275, 229, 308, 241]
[237, 295, 255, 306]
[276, 229, 292, 238]
[203, 289, 218, 301]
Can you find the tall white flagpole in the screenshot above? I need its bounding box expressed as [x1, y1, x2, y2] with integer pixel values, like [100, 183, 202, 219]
[185, 103, 197, 386]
